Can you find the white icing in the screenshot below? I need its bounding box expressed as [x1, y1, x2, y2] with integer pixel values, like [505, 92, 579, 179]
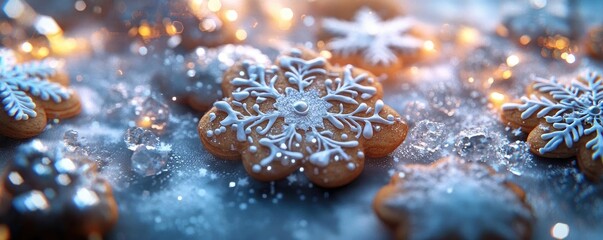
[322, 7, 423, 66]
[210, 50, 395, 170]
[503, 72, 603, 159]
[0, 48, 70, 120]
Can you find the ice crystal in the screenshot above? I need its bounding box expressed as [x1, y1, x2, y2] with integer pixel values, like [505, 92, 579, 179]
[0, 48, 70, 120]
[322, 7, 423, 65]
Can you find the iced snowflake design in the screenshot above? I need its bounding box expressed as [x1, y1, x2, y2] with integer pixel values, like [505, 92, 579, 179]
[322, 7, 423, 65]
[503, 72, 603, 160]
[206, 49, 396, 170]
[0, 48, 70, 120]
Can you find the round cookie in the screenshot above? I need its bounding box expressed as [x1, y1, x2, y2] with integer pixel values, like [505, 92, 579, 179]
[0, 48, 81, 139]
[501, 72, 603, 181]
[198, 48, 408, 188]
[373, 157, 534, 240]
[0, 141, 118, 238]
[318, 7, 431, 79]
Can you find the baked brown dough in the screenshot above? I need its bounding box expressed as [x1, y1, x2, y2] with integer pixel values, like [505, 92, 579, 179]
[501, 73, 603, 181]
[374, 157, 534, 240]
[198, 48, 407, 187]
[0, 48, 81, 139]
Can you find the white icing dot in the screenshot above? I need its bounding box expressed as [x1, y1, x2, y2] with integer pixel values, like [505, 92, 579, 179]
[341, 134, 348, 140]
[375, 125, 382, 132]
[209, 113, 216, 122]
[294, 143, 300, 148]
[219, 126, 226, 132]
[267, 166, 272, 171]
[214, 129, 221, 135]
[357, 151, 364, 158]
[249, 146, 257, 153]
[334, 155, 340, 161]
[276, 152, 283, 158]
[280, 143, 287, 149]
[347, 162, 356, 170]
[252, 164, 261, 173]
[387, 115, 394, 121]
[299, 167, 304, 172]
[206, 130, 214, 137]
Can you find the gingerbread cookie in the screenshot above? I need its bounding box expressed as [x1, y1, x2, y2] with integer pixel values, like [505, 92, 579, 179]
[157, 45, 270, 112]
[312, 0, 404, 21]
[374, 157, 534, 240]
[0, 141, 118, 238]
[502, 72, 603, 181]
[198, 48, 407, 188]
[586, 25, 603, 60]
[319, 7, 430, 79]
[0, 48, 81, 139]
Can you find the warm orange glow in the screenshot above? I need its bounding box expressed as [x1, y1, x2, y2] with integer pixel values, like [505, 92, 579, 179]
[35, 47, 49, 58]
[457, 27, 480, 45]
[506, 55, 519, 67]
[555, 39, 567, 49]
[138, 23, 152, 37]
[280, 8, 294, 21]
[319, 50, 332, 59]
[489, 92, 506, 108]
[235, 29, 247, 41]
[519, 35, 531, 45]
[423, 40, 435, 51]
[20, 42, 33, 52]
[502, 70, 512, 79]
[138, 116, 152, 129]
[225, 10, 238, 22]
[208, 0, 222, 12]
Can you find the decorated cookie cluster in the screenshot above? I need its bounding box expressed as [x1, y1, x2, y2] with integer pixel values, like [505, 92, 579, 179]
[502, 72, 603, 180]
[0, 140, 118, 238]
[198, 48, 407, 187]
[374, 157, 534, 240]
[0, 48, 81, 139]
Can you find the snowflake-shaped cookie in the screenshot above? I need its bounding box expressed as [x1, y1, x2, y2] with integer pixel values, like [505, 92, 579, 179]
[322, 7, 423, 66]
[502, 72, 603, 180]
[374, 157, 534, 240]
[198, 48, 407, 187]
[0, 48, 80, 138]
[0, 140, 118, 238]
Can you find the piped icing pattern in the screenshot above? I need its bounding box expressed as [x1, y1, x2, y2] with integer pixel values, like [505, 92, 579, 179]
[0, 48, 70, 120]
[503, 72, 603, 160]
[205, 48, 398, 172]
